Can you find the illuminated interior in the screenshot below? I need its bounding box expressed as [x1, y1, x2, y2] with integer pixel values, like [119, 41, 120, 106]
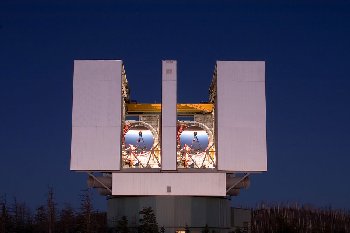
[121, 73, 216, 170]
[177, 121, 216, 169]
[122, 121, 160, 168]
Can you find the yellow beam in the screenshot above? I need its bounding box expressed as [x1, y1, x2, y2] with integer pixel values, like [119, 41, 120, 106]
[127, 104, 161, 113]
[177, 104, 213, 113]
[126, 103, 213, 114]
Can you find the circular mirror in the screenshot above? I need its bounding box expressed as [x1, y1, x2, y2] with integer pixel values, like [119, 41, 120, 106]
[179, 126, 209, 152]
[177, 121, 215, 169]
[124, 126, 154, 151]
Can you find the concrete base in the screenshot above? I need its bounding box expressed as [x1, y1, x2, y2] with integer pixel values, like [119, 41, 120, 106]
[107, 196, 232, 233]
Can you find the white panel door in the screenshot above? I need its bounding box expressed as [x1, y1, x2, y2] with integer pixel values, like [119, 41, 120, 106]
[71, 60, 122, 171]
[217, 61, 267, 172]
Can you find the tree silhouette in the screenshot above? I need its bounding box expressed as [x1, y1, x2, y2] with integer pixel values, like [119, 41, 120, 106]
[138, 207, 159, 233]
[116, 216, 130, 233]
[77, 189, 107, 233]
[47, 187, 56, 233]
[58, 203, 76, 233]
[0, 196, 12, 233]
[34, 205, 47, 233]
[12, 197, 31, 232]
[79, 189, 93, 233]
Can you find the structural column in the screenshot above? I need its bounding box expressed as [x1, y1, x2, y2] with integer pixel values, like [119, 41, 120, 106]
[161, 60, 177, 170]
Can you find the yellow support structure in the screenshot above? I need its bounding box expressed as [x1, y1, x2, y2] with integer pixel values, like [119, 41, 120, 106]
[177, 104, 214, 114]
[126, 103, 213, 114]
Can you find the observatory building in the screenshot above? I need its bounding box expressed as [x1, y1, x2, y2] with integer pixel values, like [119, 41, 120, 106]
[71, 60, 266, 232]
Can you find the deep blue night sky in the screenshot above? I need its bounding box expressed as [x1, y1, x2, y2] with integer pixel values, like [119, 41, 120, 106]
[1, 0, 350, 211]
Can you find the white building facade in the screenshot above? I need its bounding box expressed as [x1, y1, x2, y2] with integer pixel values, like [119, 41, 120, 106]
[71, 60, 266, 232]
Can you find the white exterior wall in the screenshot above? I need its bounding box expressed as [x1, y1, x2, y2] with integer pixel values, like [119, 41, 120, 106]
[112, 173, 226, 196]
[71, 60, 122, 171]
[161, 60, 177, 170]
[217, 61, 267, 172]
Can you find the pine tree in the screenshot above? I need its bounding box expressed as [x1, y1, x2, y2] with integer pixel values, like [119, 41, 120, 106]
[12, 198, 28, 232]
[47, 187, 56, 233]
[116, 216, 129, 233]
[138, 207, 159, 233]
[0, 196, 12, 233]
[58, 203, 76, 233]
[79, 189, 93, 233]
[34, 205, 47, 233]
